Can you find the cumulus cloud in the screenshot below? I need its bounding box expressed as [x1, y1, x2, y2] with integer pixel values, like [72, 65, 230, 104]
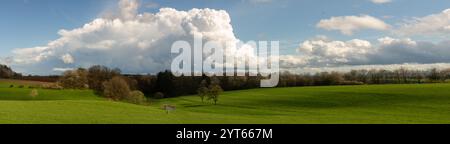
[9, 0, 243, 75]
[118, 0, 139, 20]
[317, 15, 391, 35]
[370, 0, 392, 4]
[371, 37, 450, 65]
[296, 36, 372, 66]
[396, 9, 450, 36]
[61, 54, 74, 64]
[285, 36, 450, 70]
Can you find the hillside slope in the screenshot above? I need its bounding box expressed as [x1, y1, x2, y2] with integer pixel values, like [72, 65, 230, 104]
[0, 80, 449, 124]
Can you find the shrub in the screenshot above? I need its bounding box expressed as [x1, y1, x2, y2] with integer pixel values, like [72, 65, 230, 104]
[103, 76, 131, 100]
[29, 89, 39, 98]
[18, 85, 24, 88]
[9, 85, 14, 88]
[154, 92, 165, 99]
[41, 83, 63, 90]
[127, 90, 147, 105]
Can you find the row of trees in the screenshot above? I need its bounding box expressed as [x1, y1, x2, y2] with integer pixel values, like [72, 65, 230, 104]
[3, 63, 450, 103]
[278, 68, 450, 87]
[58, 66, 450, 100]
[57, 66, 147, 104]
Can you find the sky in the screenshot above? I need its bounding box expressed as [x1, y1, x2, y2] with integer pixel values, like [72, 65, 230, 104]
[0, 0, 449, 75]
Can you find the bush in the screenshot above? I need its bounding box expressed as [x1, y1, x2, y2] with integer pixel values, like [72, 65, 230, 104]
[9, 85, 14, 88]
[18, 85, 24, 88]
[41, 83, 63, 90]
[103, 76, 131, 100]
[126, 91, 147, 105]
[154, 92, 165, 99]
[29, 89, 39, 98]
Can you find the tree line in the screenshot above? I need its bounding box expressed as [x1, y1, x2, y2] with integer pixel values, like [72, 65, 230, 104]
[2, 64, 450, 101]
[58, 66, 450, 99]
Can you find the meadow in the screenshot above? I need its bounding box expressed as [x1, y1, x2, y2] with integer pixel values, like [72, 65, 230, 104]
[0, 79, 449, 124]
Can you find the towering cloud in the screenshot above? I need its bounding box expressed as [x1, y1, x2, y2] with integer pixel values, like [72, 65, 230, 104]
[9, 0, 241, 74]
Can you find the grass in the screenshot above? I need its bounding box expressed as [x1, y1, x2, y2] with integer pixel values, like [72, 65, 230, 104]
[0, 80, 449, 124]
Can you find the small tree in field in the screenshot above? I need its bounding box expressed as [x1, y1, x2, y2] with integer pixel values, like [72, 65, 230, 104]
[30, 89, 39, 98]
[197, 80, 208, 102]
[208, 77, 223, 105]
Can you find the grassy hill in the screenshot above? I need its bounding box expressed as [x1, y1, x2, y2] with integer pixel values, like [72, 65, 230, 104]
[0, 80, 449, 124]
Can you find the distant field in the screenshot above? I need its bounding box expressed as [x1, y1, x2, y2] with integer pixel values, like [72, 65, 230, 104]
[0, 79, 449, 124]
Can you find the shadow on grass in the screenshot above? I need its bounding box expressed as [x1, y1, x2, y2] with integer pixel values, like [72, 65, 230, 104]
[253, 91, 446, 109]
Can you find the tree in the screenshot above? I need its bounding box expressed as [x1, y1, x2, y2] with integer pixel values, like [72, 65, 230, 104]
[135, 75, 156, 95]
[428, 68, 441, 82]
[208, 77, 223, 105]
[29, 89, 39, 98]
[155, 70, 176, 97]
[0, 64, 21, 79]
[58, 68, 89, 89]
[197, 80, 208, 102]
[102, 76, 131, 100]
[88, 65, 121, 94]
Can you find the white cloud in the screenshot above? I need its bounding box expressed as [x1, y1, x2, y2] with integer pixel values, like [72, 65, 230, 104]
[53, 67, 74, 72]
[119, 0, 139, 20]
[297, 36, 373, 66]
[286, 36, 450, 69]
[61, 54, 74, 64]
[317, 15, 391, 35]
[396, 8, 450, 36]
[370, 0, 392, 4]
[9, 0, 243, 75]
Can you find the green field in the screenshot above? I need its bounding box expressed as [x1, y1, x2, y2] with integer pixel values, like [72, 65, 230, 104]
[0, 80, 449, 124]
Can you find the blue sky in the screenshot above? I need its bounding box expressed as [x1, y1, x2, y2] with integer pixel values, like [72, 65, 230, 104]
[1, 0, 448, 54]
[1, 0, 450, 74]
